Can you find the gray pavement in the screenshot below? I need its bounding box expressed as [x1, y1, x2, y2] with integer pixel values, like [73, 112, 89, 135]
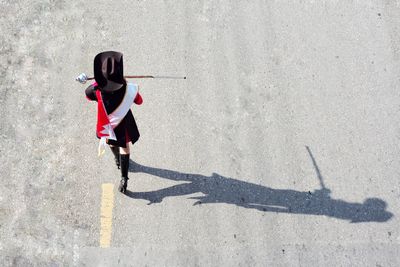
[1, 0, 400, 266]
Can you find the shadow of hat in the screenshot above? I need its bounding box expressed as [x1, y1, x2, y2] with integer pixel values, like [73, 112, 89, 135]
[94, 51, 124, 92]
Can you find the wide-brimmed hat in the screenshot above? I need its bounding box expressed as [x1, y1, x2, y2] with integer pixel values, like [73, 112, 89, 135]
[94, 51, 124, 92]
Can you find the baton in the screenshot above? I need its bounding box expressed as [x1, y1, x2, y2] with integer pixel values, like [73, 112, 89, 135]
[75, 73, 186, 84]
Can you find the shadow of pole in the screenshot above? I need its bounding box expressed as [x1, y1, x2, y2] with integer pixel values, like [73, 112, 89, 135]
[125, 147, 393, 223]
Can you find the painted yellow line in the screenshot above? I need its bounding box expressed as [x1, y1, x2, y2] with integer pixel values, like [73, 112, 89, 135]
[100, 183, 114, 248]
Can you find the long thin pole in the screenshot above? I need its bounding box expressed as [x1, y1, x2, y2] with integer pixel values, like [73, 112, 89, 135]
[87, 75, 186, 80]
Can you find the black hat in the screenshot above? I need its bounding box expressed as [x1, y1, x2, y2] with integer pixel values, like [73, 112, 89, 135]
[94, 51, 124, 92]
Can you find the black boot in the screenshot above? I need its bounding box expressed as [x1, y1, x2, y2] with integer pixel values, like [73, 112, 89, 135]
[118, 154, 130, 193]
[110, 146, 120, 169]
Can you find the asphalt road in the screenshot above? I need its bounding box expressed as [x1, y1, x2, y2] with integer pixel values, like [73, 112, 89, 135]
[1, 0, 400, 266]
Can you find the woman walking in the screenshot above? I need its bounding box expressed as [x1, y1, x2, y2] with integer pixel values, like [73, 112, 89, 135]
[85, 51, 143, 193]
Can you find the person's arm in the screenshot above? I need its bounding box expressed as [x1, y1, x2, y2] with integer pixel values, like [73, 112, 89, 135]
[85, 84, 98, 101]
[134, 91, 143, 105]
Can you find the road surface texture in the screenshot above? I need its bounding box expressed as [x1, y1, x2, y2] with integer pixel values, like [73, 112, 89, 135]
[1, 0, 400, 266]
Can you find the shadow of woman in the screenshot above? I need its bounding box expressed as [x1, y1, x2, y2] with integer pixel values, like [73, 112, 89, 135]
[126, 161, 393, 223]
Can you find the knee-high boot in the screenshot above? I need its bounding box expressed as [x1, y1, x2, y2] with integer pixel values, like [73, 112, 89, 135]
[110, 146, 120, 169]
[119, 154, 130, 193]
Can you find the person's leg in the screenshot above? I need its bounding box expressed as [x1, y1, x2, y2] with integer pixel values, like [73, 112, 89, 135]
[119, 143, 130, 193]
[109, 145, 120, 169]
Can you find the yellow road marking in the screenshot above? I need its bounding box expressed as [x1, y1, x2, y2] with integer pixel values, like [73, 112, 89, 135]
[100, 183, 114, 248]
